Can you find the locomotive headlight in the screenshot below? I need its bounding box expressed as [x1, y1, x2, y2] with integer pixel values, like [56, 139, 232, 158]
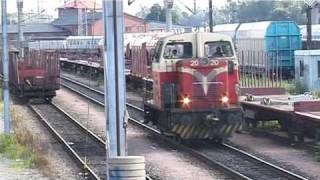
[182, 97, 191, 105]
[200, 57, 209, 66]
[221, 96, 229, 104]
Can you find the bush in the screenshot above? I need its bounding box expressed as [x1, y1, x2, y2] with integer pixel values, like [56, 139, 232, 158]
[313, 91, 320, 98]
[284, 80, 307, 95]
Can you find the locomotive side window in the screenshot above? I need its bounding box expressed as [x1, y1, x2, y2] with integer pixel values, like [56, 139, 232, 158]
[163, 42, 192, 59]
[205, 41, 234, 58]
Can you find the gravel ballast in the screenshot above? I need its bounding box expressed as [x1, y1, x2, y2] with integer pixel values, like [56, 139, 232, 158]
[54, 88, 231, 180]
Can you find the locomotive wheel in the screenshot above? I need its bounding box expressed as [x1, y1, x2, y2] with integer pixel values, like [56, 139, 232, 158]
[159, 129, 164, 135]
[298, 134, 305, 143]
[143, 106, 155, 124]
[173, 134, 183, 143]
[45, 96, 53, 102]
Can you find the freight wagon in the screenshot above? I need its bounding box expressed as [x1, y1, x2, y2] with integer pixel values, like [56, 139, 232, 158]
[1, 48, 60, 101]
[213, 21, 302, 77]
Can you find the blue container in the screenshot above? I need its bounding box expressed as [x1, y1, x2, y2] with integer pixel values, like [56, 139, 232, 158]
[265, 21, 302, 74]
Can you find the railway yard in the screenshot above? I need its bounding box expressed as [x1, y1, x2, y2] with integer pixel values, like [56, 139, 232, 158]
[2, 0, 320, 180]
[55, 70, 320, 180]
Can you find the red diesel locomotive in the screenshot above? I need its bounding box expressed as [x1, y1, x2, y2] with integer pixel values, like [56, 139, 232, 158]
[140, 32, 242, 141]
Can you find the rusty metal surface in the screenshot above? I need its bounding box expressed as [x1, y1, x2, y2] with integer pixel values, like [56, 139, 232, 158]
[4, 50, 60, 97]
[240, 94, 294, 112]
[240, 87, 286, 96]
[293, 100, 320, 112]
[128, 43, 152, 79]
[241, 95, 320, 125]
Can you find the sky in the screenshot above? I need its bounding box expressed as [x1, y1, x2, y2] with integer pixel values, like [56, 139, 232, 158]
[7, 0, 228, 17]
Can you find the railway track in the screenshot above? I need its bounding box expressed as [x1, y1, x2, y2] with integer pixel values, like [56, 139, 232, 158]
[29, 102, 105, 180]
[60, 75, 309, 180]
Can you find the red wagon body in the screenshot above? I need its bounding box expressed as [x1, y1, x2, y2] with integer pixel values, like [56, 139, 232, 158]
[2, 49, 60, 100]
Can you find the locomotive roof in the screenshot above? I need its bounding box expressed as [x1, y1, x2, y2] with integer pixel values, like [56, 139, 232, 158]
[160, 32, 233, 42]
[124, 32, 173, 46]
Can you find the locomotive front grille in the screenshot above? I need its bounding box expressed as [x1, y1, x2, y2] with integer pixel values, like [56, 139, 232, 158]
[192, 83, 223, 101]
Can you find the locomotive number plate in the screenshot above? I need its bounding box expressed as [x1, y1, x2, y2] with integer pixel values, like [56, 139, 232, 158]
[190, 60, 219, 67]
[210, 60, 219, 66]
[190, 60, 199, 67]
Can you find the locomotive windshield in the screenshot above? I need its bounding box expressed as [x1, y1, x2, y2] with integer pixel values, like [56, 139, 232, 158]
[163, 42, 192, 59]
[205, 41, 234, 58]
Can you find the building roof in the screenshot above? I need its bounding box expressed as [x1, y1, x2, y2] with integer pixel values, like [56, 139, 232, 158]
[53, 12, 145, 26]
[0, 23, 67, 34]
[125, 13, 147, 24]
[59, 0, 102, 10]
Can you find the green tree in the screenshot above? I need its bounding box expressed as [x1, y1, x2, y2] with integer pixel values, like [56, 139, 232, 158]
[220, 0, 306, 24]
[271, 1, 306, 24]
[137, 3, 181, 24]
[135, 5, 150, 19]
[145, 3, 165, 22]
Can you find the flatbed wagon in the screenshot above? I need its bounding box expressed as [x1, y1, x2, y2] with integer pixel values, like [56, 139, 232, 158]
[241, 94, 320, 142]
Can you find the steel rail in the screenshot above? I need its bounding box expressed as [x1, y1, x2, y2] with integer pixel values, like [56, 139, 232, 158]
[222, 143, 308, 180]
[60, 74, 308, 180]
[28, 103, 101, 180]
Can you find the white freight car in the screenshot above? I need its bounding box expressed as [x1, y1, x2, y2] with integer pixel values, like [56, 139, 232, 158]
[28, 40, 66, 50]
[65, 36, 103, 49]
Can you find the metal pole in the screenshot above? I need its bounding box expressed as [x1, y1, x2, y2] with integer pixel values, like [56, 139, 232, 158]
[17, 0, 24, 58]
[307, 6, 312, 50]
[209, 0, 213, 32]
[103, 0, 126, 157]
[2, 0, 11, 134]
[37, 0, 39, 15]
[166, 7, 172, 32]
[85, 8, 88, 36]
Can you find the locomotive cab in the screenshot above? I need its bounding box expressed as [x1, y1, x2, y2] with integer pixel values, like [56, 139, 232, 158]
[144, 32, 242, 141]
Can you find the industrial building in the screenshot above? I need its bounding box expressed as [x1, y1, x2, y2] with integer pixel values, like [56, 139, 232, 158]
[52, 0, 149, 35]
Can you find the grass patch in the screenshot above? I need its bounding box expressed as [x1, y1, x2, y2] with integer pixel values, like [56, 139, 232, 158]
[97, 75, 104, 87]
[0, 86, 46, 169]
[0, 107, 50, 175]
[260, 121, 281, 130]
[0, 134, 38, 168]
[10, 108, 49, 172]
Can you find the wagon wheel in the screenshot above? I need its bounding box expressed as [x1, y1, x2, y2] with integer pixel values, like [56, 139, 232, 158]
[278, 119, 289, 131]
[213, 137, 224, 144]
